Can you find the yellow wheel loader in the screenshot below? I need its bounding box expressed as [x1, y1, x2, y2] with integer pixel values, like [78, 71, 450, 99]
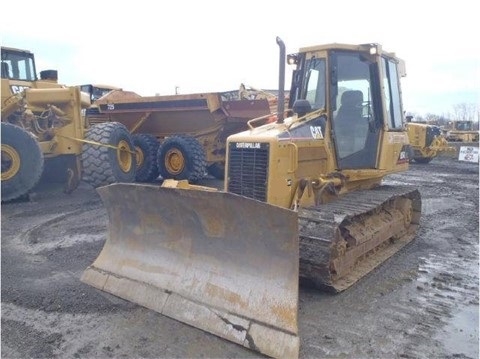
[1, 47, 137, 202]
[406, 121, 456, 163]
[82, 38, 422, 358]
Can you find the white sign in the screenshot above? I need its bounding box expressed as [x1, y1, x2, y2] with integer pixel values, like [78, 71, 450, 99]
[458, 146, 479, 163]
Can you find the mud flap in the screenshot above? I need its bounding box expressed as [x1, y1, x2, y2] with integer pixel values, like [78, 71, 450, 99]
[81, 183, 299, 358]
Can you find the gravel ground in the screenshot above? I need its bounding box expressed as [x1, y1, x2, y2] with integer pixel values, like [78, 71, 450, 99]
[1, 154, 478, 359]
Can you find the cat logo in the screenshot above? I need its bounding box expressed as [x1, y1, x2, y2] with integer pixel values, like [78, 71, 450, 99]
[10, 85, 30, 94]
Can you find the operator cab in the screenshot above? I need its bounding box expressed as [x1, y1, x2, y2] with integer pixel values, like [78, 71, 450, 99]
[1, 47, 37, 81]
[288, 43, 405, 170]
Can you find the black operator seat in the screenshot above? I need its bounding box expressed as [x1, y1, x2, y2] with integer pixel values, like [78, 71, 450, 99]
[336, 90, 363, 124]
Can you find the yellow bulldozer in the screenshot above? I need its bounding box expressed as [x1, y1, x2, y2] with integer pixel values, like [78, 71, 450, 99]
[444, 120, 479, 143]
[1, 46, 137, 202]
[81, 38, 422, 358]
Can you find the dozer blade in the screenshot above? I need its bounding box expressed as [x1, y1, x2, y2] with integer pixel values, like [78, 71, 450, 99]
[81, 183, 300, 359]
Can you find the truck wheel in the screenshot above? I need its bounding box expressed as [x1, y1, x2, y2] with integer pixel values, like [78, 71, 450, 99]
[207, 162, 225, 180]
[413, 157, 433, 164]
[81, 122, 136, 188]
[1, 122, 44, 202]
[157, 135, 206, 182]
[133, 133, 160, 182]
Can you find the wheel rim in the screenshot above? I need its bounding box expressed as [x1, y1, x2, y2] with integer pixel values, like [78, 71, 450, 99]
[1, 144, 21, 180]
[165, 148, 185, 175]
[135, 146, 144, 168]
[117, 140, 133, 173]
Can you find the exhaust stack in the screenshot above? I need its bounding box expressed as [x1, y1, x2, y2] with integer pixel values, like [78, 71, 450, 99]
[276, 37, 286, 124]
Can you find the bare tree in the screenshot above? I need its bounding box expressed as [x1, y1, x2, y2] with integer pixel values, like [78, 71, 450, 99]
[436, 115, 450, 126]
[425, 113, 440, 124]
[452, 102, 478, 122]
[415, 114, 425, 123]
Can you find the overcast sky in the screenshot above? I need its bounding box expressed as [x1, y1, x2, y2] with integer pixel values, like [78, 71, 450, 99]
[1, 0, 479, 119]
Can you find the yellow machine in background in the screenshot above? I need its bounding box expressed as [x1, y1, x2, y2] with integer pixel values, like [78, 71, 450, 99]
[82, 38, 422, 358]
[406, 121, 456, 163]
[1, 47, 137, 202]
[79, 83, 122, 104]
[444, 120, 479, 143]
[79, 83, 274, 183]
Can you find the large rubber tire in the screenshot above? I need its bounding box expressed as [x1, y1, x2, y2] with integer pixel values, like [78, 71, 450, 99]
[1, 122, 44, 202]
[207, 162, 225, 180]
[81, 122, 136, 188]
[157, 135, 206, 182]
[133, 133, 160, 182]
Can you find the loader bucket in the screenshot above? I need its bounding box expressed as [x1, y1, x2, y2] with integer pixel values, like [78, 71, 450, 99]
[81, 183, 300, 358]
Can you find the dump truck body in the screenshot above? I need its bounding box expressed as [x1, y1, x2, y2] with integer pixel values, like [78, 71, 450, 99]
[82, 39, 422, 358]
[1, 47, 137, 202]
[83, 88, 273, 181]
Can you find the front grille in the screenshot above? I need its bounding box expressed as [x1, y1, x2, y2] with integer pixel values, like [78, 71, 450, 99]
[227, 142, 269, 202]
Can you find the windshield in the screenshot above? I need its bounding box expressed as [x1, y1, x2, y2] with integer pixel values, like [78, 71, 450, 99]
[303, 58, 326, 111]
[456, 121, 472, 131]
[1, 48, 37, 81]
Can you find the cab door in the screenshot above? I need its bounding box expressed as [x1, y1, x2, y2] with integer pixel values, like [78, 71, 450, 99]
[330, 51, 381, 170]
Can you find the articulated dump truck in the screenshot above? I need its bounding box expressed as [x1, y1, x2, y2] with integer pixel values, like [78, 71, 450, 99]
[1, 47, 137, 202]
[82, 85, 274, 182]
[81, 38, 422, 358]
